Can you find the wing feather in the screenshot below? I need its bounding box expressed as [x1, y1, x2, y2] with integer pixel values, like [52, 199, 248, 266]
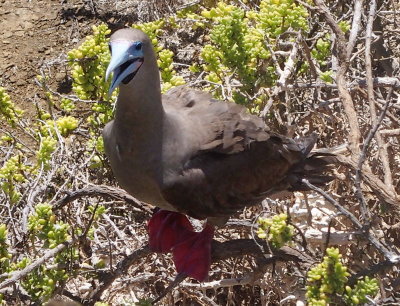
[163, 86, 269, 155]
[161, 87, 332, 220]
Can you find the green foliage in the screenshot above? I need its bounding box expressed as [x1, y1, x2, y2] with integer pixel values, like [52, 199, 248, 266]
[0, 204, 75, 302]
[306, 248, 378, 305]
[34, 115, 76, 169]
[312, 36, 331, 66]
[0, 224, 11, 274]
[0, 155, 32, 204]
[133, 21, 186, 92]
[250, 0, 309, 35]
[345, 277, 379, 305]
[55, 116, 79, 136]
[257, 213, 294, 248]
[338, 20, 351, 33]
[87, 204, 107, 239]
[0, 78, 83, 304]
[201, 2, 269, 102]
[307, 248, 349, 305]
[67, 24, 113, 153]
[135, 298, 153, 306]
[37, 136, 57, 169]
[158, 49, 185, 92]
[36, 116, 79, 138]
[133, 20, 165, 51]
[28, 203, 70, 248]
[310, 35, 334, 81]
[67, 24, 114, 168]
[15, 257, 69, 302]
[0, 196, 105, 302]
[177, 4, 205, 29]
[195, 0, 309, 110]
[37, 119, 56, 137]
[87, 136, 105, 169]
[0, 87, 23, 127]
[60, 98, 76, 112]
[67, 24, 111, 101]
[88, 203, 106, 217]
[320, 70, 333, 83]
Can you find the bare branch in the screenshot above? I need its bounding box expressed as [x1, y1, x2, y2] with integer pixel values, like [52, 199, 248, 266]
[355, 89, 394, 222]
[86, 245, 152, 305]
[261, 33, 302, 117]
[52, 185, 153, 214]
[302, 179, 399, 261]
[336, 155, 400, 208]
[348, 258, 400, 286]
[380, 128, 400, 136]
[363, 0, 394, 191]
[83, 238, 315, 305]
[346, 0, 364, 59]
[152, 273, 187, 305]
[313, 0, 362, 155]
[0, 241, 71, 290]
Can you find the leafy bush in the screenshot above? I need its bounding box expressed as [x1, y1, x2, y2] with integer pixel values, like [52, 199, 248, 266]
[306, 248, 378, 305]
[0, 224, 11, 275]
[194, 0, 308, 110]
[0, 86, 23, 127]
[67, 24, 112, 101]
[257, 213, 294, 248]
[0, 154, 32, 204]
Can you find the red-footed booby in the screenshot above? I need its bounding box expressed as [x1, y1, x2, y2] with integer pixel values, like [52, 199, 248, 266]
[103, 28, 334, 281]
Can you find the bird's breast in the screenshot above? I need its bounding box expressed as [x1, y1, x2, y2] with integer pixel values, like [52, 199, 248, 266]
[104, 139, 174, 210]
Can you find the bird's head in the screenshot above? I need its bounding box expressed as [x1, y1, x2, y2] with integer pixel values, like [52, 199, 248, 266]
[106, 28, 151, 96]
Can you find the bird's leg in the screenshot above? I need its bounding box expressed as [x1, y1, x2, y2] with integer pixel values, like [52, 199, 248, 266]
[147, 209, 214, 281]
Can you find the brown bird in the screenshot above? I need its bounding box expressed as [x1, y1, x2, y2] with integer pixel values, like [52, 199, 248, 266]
[103, 28, 333, 281]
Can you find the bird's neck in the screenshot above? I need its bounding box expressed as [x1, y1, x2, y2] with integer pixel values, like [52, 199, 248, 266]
[114, 62, 164, 135]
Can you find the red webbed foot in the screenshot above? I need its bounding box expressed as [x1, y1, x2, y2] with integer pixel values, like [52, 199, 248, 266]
[147, 209, 194, 253]
[172, 223, 214, 281]
[147, 209, 215, 281]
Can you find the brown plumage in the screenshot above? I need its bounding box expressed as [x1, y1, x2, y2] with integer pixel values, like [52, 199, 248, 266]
[103, 28, 334, 281]
[160, 86, 332, 220]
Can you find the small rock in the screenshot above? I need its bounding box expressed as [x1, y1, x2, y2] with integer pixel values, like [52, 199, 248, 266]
[15, 31, 24, 37]
[55, 72, 65, 81]
[23, 21, 34, 30]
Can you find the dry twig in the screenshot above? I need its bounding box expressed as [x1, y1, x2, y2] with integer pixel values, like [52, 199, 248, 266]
[0, 241, 71, 290]
[53, 185, 153, 214]
[302, 179, 399, 262]
[313, 0, 362, 154]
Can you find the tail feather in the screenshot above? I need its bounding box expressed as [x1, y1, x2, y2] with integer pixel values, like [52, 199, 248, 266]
[287, 135, 337, 191]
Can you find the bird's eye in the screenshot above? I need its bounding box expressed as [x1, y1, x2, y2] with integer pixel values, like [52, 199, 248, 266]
[135, 42, 142, 50]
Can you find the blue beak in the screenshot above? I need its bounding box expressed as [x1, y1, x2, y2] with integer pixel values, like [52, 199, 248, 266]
[106, 41, 144, 96]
